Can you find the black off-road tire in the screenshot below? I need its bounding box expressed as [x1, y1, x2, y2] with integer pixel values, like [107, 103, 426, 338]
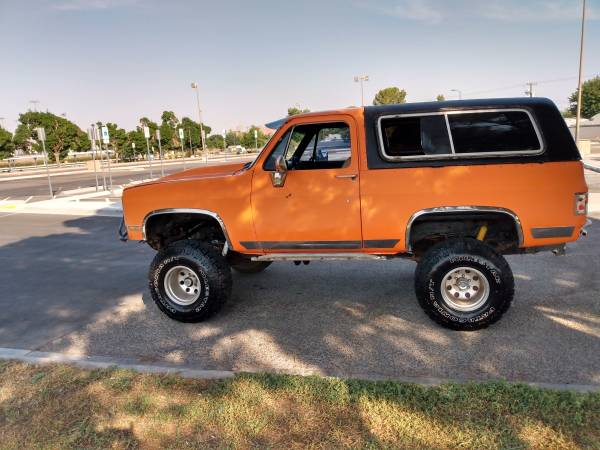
[231, 260, 272, 274]
[148, 241, 232, 322]
[414, 239, 514, 331]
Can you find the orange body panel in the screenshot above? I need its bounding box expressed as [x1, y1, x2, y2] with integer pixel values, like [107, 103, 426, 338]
[122, 107, 588, 253]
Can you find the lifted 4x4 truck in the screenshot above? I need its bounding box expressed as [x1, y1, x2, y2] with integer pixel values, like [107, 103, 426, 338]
[120, 98, 590, 330]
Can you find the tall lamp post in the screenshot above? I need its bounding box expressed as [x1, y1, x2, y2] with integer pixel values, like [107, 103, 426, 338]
[451, 89, 463, 100]
[353, 75, 369, 106]
[575, 0, 587, 144]
[191, 82, 206, 154]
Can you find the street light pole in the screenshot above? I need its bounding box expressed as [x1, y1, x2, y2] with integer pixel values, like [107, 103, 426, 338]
[353, 75, 369, 106]
[191, 82, 206, 154]
[451, 89, 463, 100]
[575, 0, 587, 144]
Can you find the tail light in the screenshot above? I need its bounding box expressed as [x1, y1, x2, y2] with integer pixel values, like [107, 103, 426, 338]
[575, 193, 588, 215]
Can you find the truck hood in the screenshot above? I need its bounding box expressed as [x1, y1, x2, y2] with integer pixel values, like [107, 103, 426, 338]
[126, 162, 249, 190]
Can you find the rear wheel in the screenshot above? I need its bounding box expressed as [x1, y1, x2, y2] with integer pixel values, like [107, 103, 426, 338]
[414, 239, 514, 331]
[231, 260, 272, 274]
[149, 241, 232, 322]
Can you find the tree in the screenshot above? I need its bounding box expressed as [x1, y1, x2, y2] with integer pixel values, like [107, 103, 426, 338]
[123, 129, 146, 161]
[206, 134, 225, 149]
[436, 94, 446, 102]
[372, 87, 407, 105]
[287, 106, 310, 116]
[240, 126, 270, 149]
[98, 122, 127, 160]
[13, 111, 89, 164]
[180, 117, 212, 151]
[0, 127, 14, 159]
[569, 76, 600, 119]
[159, 111, 180, 152]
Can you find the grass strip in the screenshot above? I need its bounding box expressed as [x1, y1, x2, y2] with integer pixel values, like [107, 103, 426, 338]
[0, 360, 598, 449]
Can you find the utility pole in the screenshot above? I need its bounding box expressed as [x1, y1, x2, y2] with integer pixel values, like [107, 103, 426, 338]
[353, 75, 369, 106]
[191, 82, 207, 153]
[525, 82, 538, 97]
[29, 100, 40, 112]
[575, 0, 587, 143]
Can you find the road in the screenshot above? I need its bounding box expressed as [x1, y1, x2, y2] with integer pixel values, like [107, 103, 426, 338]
[0, 211, 598, 385]
[0, 157, 253, 199]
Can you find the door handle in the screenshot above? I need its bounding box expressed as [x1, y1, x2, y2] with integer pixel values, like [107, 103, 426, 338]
[335, 174, 357, 180]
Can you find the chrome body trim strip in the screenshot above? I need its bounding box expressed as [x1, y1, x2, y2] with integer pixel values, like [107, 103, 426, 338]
[376, 108, 545, 162]
[141, 208, 233, 253]
[405, 206, 524, 253]
[251, 253, 387, 261]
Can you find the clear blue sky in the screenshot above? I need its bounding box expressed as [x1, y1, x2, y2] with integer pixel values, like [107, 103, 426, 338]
[1, 0, 599, 134]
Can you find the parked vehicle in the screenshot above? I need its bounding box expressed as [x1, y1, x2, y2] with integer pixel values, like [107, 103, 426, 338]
[120, 98, 589, 330]
[227, 145, 247, 154]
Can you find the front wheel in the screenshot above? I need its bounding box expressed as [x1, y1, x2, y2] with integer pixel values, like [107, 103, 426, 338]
[414, 239, 514, 331]
[148, 241, 232, 322]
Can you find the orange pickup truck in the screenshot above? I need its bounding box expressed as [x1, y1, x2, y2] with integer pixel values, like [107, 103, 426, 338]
[120, 98, 589, 330]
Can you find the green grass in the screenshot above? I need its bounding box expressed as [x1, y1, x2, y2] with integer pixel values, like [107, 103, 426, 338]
[0, 360, 598, 449]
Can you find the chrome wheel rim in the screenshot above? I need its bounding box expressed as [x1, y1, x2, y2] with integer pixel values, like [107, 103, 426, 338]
[164, 265, 202, 306]
[441, 266, 489, 312]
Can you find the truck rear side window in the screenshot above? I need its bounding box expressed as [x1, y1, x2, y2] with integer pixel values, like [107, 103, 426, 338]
[448, 111, 541, 154]
[380, 115, 451, 157]
[378, 109, 543, 161]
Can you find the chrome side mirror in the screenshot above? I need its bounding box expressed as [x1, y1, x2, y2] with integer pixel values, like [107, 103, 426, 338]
[271, 155, 287, 188]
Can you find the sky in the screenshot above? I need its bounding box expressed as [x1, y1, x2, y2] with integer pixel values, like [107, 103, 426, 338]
[0, 0, 599, 134]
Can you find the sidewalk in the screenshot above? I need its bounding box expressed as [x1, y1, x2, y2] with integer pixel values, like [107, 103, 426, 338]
[0, 153, 255, 182]
[583, 156, 600, 173]
[0, 184, 126, 217]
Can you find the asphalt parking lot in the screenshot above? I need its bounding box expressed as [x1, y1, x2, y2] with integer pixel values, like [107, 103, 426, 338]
[0, 211, 598, 386]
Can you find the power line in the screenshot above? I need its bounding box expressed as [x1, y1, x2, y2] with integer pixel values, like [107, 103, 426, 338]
[463, 73, 598, 97]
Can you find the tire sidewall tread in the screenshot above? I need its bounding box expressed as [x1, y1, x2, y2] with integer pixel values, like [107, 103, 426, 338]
[415, 239, 514, 331]
[149, 241, 232, 322]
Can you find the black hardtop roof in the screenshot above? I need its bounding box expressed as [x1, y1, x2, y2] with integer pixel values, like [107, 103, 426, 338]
[364, 97, 556, 115]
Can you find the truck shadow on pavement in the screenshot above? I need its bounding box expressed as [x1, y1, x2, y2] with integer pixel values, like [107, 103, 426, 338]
[0, 214, 598, 387]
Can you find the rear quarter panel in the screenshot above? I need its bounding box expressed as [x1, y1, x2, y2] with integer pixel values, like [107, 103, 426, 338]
[360, 161, 588, 252]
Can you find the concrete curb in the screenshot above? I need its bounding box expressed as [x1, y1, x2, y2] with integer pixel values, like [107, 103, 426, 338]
[1, 347, 598, 392]
[0, 348, 233, 379]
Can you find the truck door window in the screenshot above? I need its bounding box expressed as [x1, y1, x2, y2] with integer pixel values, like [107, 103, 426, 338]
[285, 122, 351, 170]
[264, 122, 351, 171]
